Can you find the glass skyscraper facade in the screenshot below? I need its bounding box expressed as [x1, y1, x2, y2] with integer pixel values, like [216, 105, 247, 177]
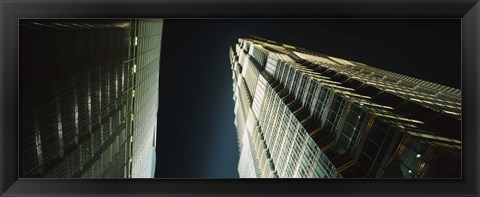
[19, 19, 162, 178]
[230, 37, 461, 178]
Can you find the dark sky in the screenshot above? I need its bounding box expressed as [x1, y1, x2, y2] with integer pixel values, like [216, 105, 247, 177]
[155, 19, 460, 178]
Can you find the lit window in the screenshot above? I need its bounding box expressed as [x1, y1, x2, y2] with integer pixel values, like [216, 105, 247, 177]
[134, 37, 138, 46]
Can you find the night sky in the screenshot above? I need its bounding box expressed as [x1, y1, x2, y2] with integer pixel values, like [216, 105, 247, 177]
[155, 19, 460, 178]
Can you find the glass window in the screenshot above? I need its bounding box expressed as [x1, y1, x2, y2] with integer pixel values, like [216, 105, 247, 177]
[357, 153, 373, 175]
[368, 126, 386, 147]
[363, 139, 379, 161]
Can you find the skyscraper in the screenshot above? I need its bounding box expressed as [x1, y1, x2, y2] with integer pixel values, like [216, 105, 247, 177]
[19, 19, 162, 178]
[230, 37, 461, 178]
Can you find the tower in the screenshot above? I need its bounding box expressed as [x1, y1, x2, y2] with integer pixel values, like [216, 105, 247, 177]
[231, 37, 461, 178]
[19, 19, 163, 178]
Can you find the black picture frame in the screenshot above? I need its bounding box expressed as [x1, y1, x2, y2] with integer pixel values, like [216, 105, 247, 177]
[1, 0, 479, 196]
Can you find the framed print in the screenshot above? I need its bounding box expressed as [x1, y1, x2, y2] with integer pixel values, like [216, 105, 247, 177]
[1, 0, 479, 196]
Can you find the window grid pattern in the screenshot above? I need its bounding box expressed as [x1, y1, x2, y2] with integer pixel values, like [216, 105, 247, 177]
[231, 38, 461, 178]
[20, 19, 162, 178]
[131, 19, 163, 178]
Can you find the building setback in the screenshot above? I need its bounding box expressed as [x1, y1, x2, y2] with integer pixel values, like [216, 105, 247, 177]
[230, 37, 461, 178]
[19, 19, 162, 178]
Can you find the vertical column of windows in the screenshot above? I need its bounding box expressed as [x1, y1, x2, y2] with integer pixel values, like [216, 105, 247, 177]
[33, 113, 44, 171]
[55, 91, 65, 159]
[72, 77, 80, 145]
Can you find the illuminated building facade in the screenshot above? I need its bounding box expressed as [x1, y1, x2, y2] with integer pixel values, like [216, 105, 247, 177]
[230, 37, 461, 178]
[19, 19, 162, 178]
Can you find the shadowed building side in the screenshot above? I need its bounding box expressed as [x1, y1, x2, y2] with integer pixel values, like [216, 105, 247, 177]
[231, 37, 461, 178]
[19, 19, 162, 178]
